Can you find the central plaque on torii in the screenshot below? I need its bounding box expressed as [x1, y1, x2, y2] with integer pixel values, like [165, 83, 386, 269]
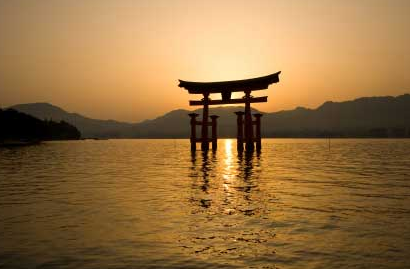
[178, 71, 281, 151]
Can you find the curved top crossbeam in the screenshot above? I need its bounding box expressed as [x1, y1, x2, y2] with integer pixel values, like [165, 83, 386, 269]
[178, 71, 281, 94]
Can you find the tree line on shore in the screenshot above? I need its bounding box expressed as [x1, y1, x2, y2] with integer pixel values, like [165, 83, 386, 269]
[0, 108, 81, 142]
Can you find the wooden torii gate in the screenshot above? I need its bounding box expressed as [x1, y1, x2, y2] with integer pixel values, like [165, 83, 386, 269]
[178, 71, 281, 151]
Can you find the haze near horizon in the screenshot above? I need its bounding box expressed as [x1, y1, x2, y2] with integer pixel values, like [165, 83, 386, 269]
[1, 0, 409, 121]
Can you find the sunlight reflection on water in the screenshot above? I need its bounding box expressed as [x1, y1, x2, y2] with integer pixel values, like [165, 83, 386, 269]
[1, 139, 410, 268]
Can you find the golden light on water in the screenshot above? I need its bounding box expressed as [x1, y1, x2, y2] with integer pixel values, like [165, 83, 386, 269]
[223, 139, 234, 179]
[223, 139, 235, 205]
[224, 139, 233, 158]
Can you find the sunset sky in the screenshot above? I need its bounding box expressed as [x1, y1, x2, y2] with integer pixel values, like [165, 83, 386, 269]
[1, 0, 409, 122]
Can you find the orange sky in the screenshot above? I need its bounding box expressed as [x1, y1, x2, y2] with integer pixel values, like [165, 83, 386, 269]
[1, 0, 409, 122]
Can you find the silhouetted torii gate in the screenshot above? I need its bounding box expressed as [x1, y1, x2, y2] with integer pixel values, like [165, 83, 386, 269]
[178, 71, 281, 151]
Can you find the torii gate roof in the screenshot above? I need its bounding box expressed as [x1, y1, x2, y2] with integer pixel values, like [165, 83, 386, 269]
[178, 71, 281, 94]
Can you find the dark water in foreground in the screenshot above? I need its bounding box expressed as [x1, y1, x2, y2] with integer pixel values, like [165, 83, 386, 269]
[1, 139, 410, 269]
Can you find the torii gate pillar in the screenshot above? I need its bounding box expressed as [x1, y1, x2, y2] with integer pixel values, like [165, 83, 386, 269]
[244, 90, 254, 151]
[201, 93, 210, 151]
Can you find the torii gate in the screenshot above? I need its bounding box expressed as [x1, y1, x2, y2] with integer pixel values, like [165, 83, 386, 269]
[178, 71, 281, 152]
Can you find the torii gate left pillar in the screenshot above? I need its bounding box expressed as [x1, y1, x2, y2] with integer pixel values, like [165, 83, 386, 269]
[188, 97, 219, 152]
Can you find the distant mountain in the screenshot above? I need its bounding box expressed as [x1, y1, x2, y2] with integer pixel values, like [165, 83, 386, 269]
[262, 94, 410, 137]
[10, 103, 134, 138]
[9, 94, 410, 138]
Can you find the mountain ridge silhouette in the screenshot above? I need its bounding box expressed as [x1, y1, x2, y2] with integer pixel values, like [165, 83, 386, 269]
[9, 94, 410, 138]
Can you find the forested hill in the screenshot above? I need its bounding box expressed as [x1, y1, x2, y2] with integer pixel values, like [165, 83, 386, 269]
[0, 108, 81, 142]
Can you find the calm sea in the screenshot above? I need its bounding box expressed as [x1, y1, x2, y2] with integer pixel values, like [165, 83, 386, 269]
[1, 139, 410, 269]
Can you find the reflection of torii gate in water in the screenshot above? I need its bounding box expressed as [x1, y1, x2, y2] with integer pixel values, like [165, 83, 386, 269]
[178, 71, 281, 152]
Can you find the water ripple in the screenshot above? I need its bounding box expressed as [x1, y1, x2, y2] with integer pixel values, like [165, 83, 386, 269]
[1, 139, 410, 268]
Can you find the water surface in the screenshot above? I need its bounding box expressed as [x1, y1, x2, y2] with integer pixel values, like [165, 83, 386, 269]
[1, 139, 410, 268]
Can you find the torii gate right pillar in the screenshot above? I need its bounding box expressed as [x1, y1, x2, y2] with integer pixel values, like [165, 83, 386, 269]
[254, 113, 262, 151]
[244, 90, 254, 151]
[201, 92, 210, 151]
